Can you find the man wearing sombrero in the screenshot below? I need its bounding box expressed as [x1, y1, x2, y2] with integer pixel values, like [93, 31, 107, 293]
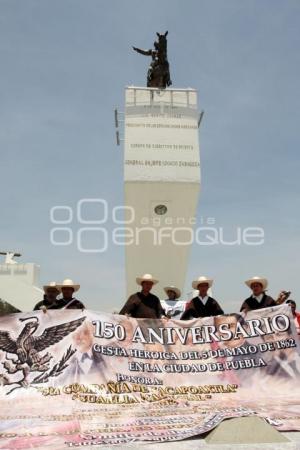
[240, 276, 286, 312]
[160, 286, 186, 319]
[33, 281, 60, 311]
[181, 276, 224, 320]
[119, 273, 166, 319]
[56, 279, 85, 309]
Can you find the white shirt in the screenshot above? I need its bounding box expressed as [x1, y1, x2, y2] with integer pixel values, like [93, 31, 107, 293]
[253, 293, 264, 302]
[198, 295, 209, 304]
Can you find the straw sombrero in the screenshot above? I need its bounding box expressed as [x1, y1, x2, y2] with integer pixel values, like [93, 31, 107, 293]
[245, 276, 268, 290]
[192, 276, 213, 290]
[43, 281, 60, 293]
[136, 273, 158, 286]
[57, 278, 80, 292]
[164, 286, 181, 299]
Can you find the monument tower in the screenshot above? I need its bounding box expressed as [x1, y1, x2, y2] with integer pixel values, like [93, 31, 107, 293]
[115, 32, 202, 299]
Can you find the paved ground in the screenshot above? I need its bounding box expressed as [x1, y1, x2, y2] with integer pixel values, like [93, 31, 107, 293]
[87, 432, 300, 450]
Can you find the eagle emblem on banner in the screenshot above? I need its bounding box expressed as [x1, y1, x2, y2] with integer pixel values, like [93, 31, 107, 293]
[0, 315, 86, 394]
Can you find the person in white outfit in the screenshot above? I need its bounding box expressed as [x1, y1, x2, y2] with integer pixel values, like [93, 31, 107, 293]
[160, 286, 186, 319]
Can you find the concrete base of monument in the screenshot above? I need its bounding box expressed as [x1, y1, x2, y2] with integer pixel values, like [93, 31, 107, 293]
[204, 416, 289, 444]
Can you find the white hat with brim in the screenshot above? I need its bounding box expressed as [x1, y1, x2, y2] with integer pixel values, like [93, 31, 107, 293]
[57, 278, 80, 292]
[136, 273, 158, 286]
[245, 276, 268, 290]
[192, 276, 213, 290]
[43, 282, 61, 293]
[164, 286, 181, 299]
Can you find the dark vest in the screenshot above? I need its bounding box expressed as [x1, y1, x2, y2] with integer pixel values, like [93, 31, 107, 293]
[119, 292, 165, 319]
[240, 294, 276, 312]
[181, 296, 224, 320]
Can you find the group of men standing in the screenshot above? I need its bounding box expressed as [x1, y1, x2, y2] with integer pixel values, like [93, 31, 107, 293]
[36, 274, 298, 331]
[119, 273, 293, 320]
[34, 278, 85, 311]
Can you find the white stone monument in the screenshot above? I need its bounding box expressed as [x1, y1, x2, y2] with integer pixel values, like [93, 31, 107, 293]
[121, 87, 201, 298]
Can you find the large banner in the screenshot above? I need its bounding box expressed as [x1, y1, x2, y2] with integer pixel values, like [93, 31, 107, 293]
[0, 304, 300, 448]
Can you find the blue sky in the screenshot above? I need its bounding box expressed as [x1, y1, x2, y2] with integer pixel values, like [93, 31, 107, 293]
[0, 0, 299, 312]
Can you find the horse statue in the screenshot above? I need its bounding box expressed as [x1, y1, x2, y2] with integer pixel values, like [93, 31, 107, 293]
[132, 31, 172, 89]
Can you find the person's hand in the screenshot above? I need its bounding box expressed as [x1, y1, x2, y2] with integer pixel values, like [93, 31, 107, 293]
[277, 290, 291, 304]
[161, 315, 169, 322]
[40, 305, 47, 314]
